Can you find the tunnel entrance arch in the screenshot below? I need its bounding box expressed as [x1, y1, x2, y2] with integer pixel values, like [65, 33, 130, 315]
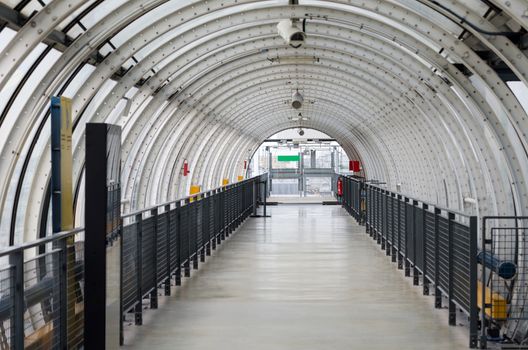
[248, 128, 361, 203]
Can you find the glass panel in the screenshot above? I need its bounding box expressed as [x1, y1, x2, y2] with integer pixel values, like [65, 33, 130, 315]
[507, 81, 528, 116]
[110, 1, 187, 48]
[60, 64, 96, 98]
[80, 0, 128, 30]
[315, 149, 332, 168]
[0, 46, 59, 142]
[19, 0, 43, 17]
[65, 23, 84, 40]
[305, 177, 332, 196]
[0, 27, 16, 53]
[56, 0, 98, 30]
[271, 178, 299, 196]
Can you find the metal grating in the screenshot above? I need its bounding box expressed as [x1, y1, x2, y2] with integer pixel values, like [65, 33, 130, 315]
[415, 207, 424, 272]
[424, 210, 436, 281]
[156, 212, 168, 282]
[399, 202, 406, 255]
[141, 216, 156, 295]
[387, 196, 393, 244]
[122, 224, 138, 312]
[452, 221, 471, 312]
[405, 203, 414, 261]
[437, 216, 450, 293]
[0, 266, 13, 349]
[169, 209, 179, 274]
[24, 252, 60, 350]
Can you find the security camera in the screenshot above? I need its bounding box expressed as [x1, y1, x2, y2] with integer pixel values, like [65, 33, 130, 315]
[298, 128, 305, 136]
[292, 90, 303, 109]
[277, 19, 306, 48]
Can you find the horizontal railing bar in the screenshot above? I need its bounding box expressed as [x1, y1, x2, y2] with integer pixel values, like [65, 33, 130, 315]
[0, 227, 84, 258]
[122, 175, 263, 219]
[342, 175, 473, 218]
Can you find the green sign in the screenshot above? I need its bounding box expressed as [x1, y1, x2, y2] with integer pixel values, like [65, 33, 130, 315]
[277, 155, 300, 162]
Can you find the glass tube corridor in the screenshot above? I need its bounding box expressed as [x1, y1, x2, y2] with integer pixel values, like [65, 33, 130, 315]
[0, 0, 528, 349]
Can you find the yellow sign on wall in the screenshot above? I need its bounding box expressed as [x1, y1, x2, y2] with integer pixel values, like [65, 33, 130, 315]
[51, 96, 73, 232]
[60, 97, 73, 230]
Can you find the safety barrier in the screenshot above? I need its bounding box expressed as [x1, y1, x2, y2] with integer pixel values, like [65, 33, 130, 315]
[0, 228, 85, 349]
[340, 175, 479, 348]
[119, 174, 267, 342]
[0, 174, 266, 349]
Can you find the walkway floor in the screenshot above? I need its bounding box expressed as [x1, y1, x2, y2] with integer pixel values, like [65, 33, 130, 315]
[124, 204, 468, 350]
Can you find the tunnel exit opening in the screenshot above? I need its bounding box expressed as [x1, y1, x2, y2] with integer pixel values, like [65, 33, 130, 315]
[248, 128, 356, 204]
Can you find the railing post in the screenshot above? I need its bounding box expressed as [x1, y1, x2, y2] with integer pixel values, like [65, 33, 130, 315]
[11, 251, 24, 350]
[175, 203, 182, 286]
[206, 194, 212, 256]
[381, 191, 386, 250]
[165, 204, 171, 296]
[184, 200, 191, 277]
[404, 198, 411, 277]
[448, 212, 456, 326]
[199, 198, 206, 263]
[135, 213, 143, 325]
[150, 208, 159, 309]
[469, 216, 478, 348]
[434, 207, 442, 309]
[193, 201, 199, 270]
[480, 218, 488, 349]
[422, 204, 429, 295]
[221, 190, 226, 241]
[397, 195, 403, 269]
[252, 180, 257, 216]
[385, 191, 391, 256]
[377, 190, 382, 245]
[413, 200, 419, 286]
[391, 194, 397, 262]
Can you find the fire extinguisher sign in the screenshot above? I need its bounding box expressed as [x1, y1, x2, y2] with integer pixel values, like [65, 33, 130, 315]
[337, 177, 343, 197]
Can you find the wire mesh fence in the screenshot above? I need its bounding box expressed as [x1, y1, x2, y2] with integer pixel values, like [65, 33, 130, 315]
[340, 175, 479, 348]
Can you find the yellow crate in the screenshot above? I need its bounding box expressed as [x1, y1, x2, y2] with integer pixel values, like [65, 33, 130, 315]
[478, 282, 507, 319]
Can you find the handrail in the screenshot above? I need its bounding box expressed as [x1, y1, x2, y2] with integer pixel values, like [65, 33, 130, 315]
[341, 174, 473, 218]
[0, 227, 84, 258]
[122, 174, 265, 219]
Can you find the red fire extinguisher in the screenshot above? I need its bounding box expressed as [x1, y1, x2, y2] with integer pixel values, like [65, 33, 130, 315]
[337, 177, 343, 197]
[183, 160, 189, 176]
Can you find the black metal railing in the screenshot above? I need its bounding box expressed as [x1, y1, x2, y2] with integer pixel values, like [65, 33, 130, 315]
[0, 227, 85, 350]
[119, 174, 267, 340]
[340, 175, 479, 348]
[0, 174, 267, 349]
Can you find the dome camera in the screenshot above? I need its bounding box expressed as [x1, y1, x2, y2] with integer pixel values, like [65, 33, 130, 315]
[298, 128, 305, 136]
[292, 90, 303, 109]
[277, 19, 306, 48]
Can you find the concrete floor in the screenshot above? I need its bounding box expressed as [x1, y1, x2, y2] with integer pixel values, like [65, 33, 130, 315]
[269, 195, 336, 204]
[124, 204, 469, 350]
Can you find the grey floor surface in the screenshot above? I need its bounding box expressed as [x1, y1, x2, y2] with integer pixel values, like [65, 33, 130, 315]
[124, 204, 469, 350]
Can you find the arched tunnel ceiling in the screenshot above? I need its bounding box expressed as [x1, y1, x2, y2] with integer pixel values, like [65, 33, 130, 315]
[0, 0, 527, 244]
